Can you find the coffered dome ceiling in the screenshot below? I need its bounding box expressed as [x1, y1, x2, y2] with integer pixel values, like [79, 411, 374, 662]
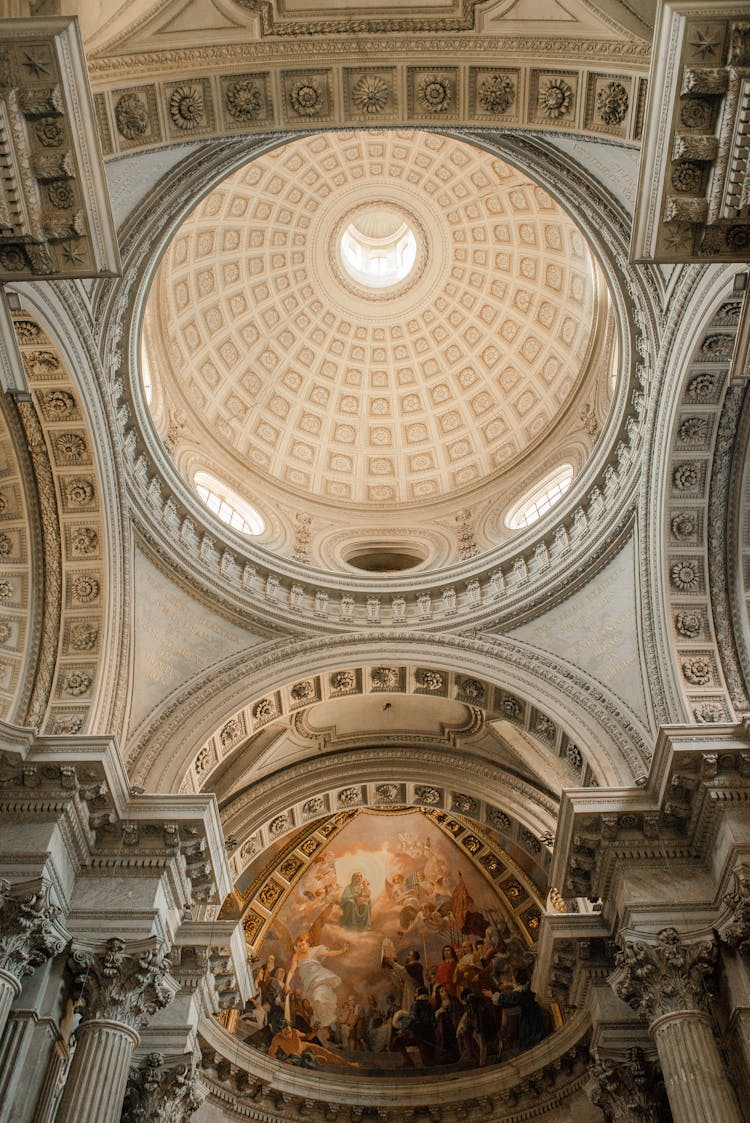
[143, 129, 611, 529]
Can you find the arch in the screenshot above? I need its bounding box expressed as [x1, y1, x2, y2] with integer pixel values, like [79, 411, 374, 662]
[2, 302, 127, 736]
[127, 631, 651, 792]
[641, 266, 744, 727]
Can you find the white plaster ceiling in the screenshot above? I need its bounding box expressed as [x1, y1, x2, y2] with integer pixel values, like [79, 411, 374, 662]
[144, 129, 601, 512]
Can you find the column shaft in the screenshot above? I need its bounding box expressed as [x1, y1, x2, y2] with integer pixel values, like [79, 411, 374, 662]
[53, 1020, 138, 1123]
[651, 1009, 743, 1123]
[32, 1042, 67, 1123]
[0, 970, 21, 1040]
[0, 1014, 34, 1122]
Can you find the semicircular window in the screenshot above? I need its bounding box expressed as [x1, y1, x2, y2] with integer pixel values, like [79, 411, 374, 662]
[194, 471, 265, 536]
[506, 464, 574, 531]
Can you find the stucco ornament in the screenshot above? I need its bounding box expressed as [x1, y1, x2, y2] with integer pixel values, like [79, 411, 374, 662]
[0, 879, 69, 983]
[673, 463, 699, 490]
[56, 432, 86, 461]
[682, 658, 712, 685]
[538, 77, 572, 118]
[418, 669, 443, 690]
[289, 80, 324, 117]
[226, 80, 263, 121]
[694, 701, 724, 723]
[675, 611, 702, 638]
[0, 534, 10, 558]
[417, 75, 451, 112]
[671, 162, 702, 193]
[613, 928, 716, 1021]
[678, 416, 709, 442]
[595, 80, 629, 125]
[72, 575, 99, 602]
[43, 389, 75, 416]
[352, 75, 390, 115]
[478, 74, 515, 113]
[686, 372, 717, 402]
[69, 938, 174, 1031]
[586, 1048, 666, 1123]
[169, 85, 204, 131]
[69, 622, 97, 651]
[122, 1051, 204, 1123]
[114, 93, 149, 140]
[66, 477, 94, 505]
[670, 560, 699, 591]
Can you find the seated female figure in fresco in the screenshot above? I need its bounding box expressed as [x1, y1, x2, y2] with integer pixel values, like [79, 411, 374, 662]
[340, 871, 372, 928]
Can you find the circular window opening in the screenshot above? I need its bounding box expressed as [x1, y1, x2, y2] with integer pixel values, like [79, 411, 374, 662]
[345, 543, 426, 573]
[505, 465, 574, 531]
[340, 207, 417, 290]
[194, 470, 265, 536]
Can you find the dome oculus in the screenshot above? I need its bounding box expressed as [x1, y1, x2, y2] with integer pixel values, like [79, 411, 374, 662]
[340, 209, 417, 289]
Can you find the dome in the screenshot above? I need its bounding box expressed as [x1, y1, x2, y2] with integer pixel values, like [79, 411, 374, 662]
[142, 129, 611, 560]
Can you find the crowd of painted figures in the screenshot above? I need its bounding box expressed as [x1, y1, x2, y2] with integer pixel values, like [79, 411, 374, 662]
[239, 936, 551, 1070]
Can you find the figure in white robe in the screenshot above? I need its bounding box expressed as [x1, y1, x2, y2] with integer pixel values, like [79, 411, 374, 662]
[287, 932, 348, 1032]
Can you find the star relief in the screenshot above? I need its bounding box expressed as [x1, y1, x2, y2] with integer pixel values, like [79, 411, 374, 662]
[689, 26, 722, 60]
[20, 51, 50, 78]
[61, 243, 86, 266]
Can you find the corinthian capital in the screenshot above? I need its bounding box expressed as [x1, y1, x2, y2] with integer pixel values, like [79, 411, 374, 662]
[612, 927, 716, 1023]
[722, 867, 750, 954]
[585, 1047, 668, 1123]
[69, 937, 175, 1031]
[0, 877, 69, 982]
[122, 1052, 204, 1123]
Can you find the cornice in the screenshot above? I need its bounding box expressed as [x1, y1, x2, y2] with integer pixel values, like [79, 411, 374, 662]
[198, 1008, 592, 1120]
[87, 38, 651, 82]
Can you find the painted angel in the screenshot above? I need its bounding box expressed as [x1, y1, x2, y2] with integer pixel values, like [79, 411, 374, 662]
[278, 903, 348, 1039]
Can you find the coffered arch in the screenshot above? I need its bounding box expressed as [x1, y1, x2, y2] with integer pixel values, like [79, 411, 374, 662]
[642, 266, 747, 729]
[127, 630, 652, 793]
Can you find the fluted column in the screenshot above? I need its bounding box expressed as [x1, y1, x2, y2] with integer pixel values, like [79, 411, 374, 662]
[0, 1012, 35, 1116]
[612, 928, 742, 1123]
[0, 880, 69, 1040]
[54, 938, 175, 1123]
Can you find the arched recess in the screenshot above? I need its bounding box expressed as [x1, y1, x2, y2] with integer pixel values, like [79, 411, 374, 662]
[127, 630, 652, 792]
[642, 265, 746, 728]
[230, 801, 547, 959]
[5, 295, 128, 737]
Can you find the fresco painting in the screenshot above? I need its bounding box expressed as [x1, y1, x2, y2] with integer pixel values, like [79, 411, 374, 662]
[238, 810, 551, 1074]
